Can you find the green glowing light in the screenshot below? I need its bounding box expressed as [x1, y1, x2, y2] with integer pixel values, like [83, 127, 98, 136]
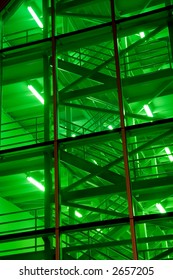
[27, 176, 45, 192]
[139, 32, 145, 38]
[27, 6, 43, 29]
[28, 85, 44, 104]
[72, 134, 76, 137]
[75, 211, 82, 218]
[143, 104, 153, 117]
[165, 147, 173, 162]
[108, 125, 113, 130]
[93, 160, 98, 165]
[156, 203, 166, 213]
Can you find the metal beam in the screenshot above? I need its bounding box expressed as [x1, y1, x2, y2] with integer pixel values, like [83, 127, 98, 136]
[56, 0, 105, 13]
[61, 150, 125, 189]
[64, 128, 173, 191]
[59, 25, 164, 94]
[1, 0, 23, 21]
[150, 247, 173, 260]
[63, 201, 127, 218]
[62, 102, 159, 122]
[62, 176, 173, 202]
[58, 59, 113, 84]
[0, 250, 54, 260]
[63, 234, 173, 253]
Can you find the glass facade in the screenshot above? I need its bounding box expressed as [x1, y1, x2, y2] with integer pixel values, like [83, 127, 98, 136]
[0, 0, 173, 260]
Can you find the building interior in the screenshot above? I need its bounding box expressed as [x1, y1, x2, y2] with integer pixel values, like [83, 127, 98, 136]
[0, 0, 173, 260]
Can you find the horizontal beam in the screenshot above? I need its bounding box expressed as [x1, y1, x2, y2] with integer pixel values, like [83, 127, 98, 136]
[57, 0, 105, 13]
[63, 201, 127, 218]
[62, 176, 173, 202]
[63, 234, 173, 253]
[0, 250, 54, 260]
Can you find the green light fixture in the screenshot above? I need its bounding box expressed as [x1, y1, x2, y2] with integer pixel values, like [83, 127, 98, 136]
[27, 176, 45, 192]
[156, 203, 166, 213]
[143, 104, 153, 117]
[28, 85, 44, 104]
[165, 147, 173, 162]
[27, 6, 43, 29]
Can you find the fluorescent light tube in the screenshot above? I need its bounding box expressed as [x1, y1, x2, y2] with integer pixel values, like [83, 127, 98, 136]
[96, 228, 102, 232]
[108, 125, 113, 130]
[165, 147, 173, 162]
[139, 32, 145, 38]
[75, 210, 82, 218]
[27, 6, 43, 29]
[156, 203, 166, 213]
[27, 176, 45, 192]
[28, 85, 44, 104]
[143, 104, 153, 117]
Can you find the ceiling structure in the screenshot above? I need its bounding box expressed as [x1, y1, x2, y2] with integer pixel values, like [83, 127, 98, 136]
[0, 0, 173, 260]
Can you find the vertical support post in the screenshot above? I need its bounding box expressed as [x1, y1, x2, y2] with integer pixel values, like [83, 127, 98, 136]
[65, 104, 76, 258]
[168, 12, 173, 68]
[110, 0, 138, 259]
[43, 54, 51, 142]
[0, 57, 2, 149]
[0, 15, 3, 148]
[42, 0, 49, 39]
[51, 0, 60, 260]
[44, 151, 53, 259]
[43, 39, 52, 258]
[43, 0, 50, 142]
[0, 14, 2, 49]
[134, 201, 150, 260]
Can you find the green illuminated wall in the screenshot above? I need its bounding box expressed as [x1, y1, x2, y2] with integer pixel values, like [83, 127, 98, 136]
[0, 0, 173, 260]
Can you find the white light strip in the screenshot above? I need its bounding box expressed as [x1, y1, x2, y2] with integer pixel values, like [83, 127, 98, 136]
[93, 159, 98, 165]
[165, 147, 173, 162]
[27, 6, 43, 29]
[143, 104, 153, 117]
[28, 85, 44, 104]
[139, 31, 145, 38]
[75, 210, 82, 218]
[108, 125, 113, 130]
[156, 203, 166, 213]
[27, 176, 45, 192]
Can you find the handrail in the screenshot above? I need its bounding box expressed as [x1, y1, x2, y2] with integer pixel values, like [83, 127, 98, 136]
[3, 27, 45, 47]
[0, 115, 45, 149]
[0, 207, 44, 236]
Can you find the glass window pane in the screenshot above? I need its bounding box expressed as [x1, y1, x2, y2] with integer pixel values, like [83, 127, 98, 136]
[118, 11, 173, 126]
[58, 27, 119, 139]
[115, 0, 172, 19]
[1, 42, 53, 149]
[56, 0, 111, 35]
[60, 132, 129, 226]
[127, 123, 173, 216]
[61, 224, 133, 260]
[0, 146, 54, 236]
[135, 217, 173, 260]
[2, 0, 51, 49]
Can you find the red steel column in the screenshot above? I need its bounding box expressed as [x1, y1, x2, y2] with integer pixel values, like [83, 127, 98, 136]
[110, 0, 138, 259]
[51, 0, 60, 260]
